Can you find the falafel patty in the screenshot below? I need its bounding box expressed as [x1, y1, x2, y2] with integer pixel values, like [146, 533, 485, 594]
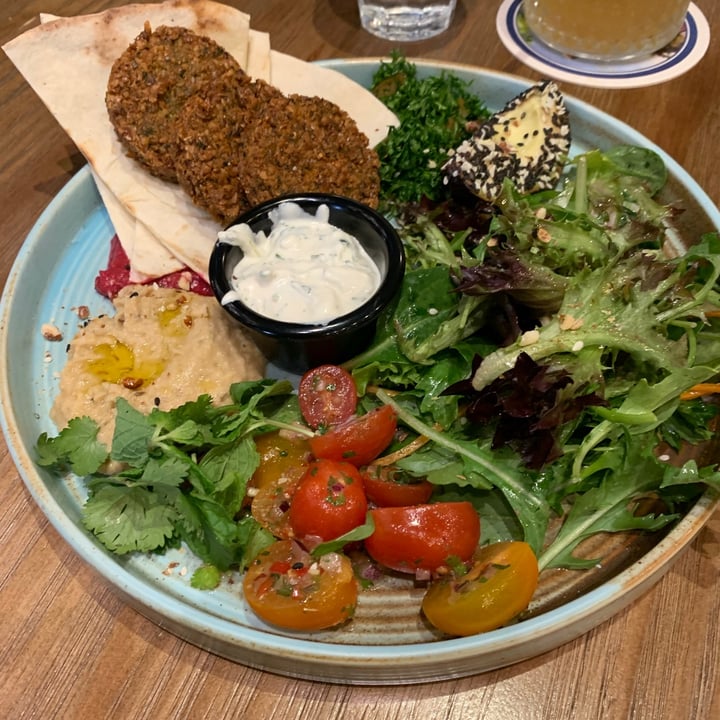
[238, 93, 381, 208]
[175, 79, 284, 225]
[105, 23, 246, 181]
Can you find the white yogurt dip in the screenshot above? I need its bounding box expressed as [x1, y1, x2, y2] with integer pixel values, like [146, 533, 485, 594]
[219, 202, 382, 325]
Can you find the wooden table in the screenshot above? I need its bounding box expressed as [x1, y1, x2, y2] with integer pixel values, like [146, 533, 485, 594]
[1, 1, 718, 717]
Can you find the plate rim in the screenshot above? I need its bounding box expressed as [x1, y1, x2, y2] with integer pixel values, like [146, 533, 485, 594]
[1, 59, 719, 685]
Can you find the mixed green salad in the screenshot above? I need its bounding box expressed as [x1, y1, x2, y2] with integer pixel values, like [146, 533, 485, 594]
[36, 55, 720, 632]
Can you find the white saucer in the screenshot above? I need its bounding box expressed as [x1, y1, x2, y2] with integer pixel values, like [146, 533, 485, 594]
[496, 0, 710, 89]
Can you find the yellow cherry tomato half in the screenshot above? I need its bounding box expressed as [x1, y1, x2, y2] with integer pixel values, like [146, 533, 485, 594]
[243, 540, 358, 631]
[422, 541, 539, 636]
[250, 431, 311, 537]
[251, 431, 311, 493]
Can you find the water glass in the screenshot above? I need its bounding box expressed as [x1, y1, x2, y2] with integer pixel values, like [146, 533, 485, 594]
[522, 0, 690, 61]
[358, 0, 457, 42]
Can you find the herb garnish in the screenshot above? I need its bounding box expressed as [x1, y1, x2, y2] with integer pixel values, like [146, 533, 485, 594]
[371, 52, 489, 208]
[37, 381, 302, 571]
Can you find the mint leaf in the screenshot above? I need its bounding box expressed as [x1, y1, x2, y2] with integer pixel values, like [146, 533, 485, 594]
[159, 419, 205, 445]
[174, 494, 246, 571]
[111, 398, 154, 466]
[199, 436, 258, 515]
[227, 378, 296, 427]
[149, 394, 223, 447]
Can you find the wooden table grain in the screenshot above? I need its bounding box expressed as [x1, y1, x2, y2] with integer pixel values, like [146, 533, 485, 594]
[1, 1, 718, 718]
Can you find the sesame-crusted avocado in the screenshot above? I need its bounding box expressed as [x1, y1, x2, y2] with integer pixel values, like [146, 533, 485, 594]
[442, 81, 571, 203]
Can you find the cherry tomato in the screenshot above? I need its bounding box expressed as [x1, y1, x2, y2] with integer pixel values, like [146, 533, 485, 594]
[251, 476, 299, 539]
[289, 459, 368, 543]
[422, 541, 539, 636]
[243, 539, 357, 631]
[298, 364, 357, 429]
[250, 432, 312, 536]
[361, 464, 434, 507]
[251, 431, 311, 493]
[309, 404, 398, 467]
[364, 502, 480, 574]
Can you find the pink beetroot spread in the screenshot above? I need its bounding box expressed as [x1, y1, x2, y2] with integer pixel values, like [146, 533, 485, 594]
[95, 235, 213, 299]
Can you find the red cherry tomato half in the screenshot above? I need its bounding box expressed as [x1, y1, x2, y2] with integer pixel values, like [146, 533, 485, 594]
[309, 404, 398, 467]
[422, 541, 539, 636]
[298, 364, 357, 429]
[289, 459, 368, 543]
[361, 465, 434, 507]
[364, 502, 480, 574]
[243, 539, 357, 631]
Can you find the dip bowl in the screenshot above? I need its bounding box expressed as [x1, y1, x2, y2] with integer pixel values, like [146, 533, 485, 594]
[208, 193, 405, 374]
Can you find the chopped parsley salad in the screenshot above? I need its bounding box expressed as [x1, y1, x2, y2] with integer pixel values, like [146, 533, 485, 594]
[37, 54, 720, 637]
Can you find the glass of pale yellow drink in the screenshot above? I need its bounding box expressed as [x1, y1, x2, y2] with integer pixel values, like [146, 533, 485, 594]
[522, 0, 690, 61]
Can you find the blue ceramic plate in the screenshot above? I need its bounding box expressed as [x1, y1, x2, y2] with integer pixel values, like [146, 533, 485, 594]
[1, 60, 718, 684]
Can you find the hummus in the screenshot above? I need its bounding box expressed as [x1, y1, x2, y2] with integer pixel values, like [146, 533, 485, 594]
[51, 284, 266, 447]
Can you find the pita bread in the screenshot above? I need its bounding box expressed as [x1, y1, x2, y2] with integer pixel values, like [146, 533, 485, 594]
[92, 171, 185, 280]
[247, 29, 271, 82]
[4, 1, 397, 280]
[39, 12, 199, 279]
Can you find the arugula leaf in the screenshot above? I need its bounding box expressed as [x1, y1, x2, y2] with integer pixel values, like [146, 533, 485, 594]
[538, 435, 693, 570]
[573, 366, 720, 478]
[659, 399, 719, 451]
[312, 514, 376, 557]
[346, 264, 493, 426]
[660, 459, 720, 492]
[431, 484, 524, 545]
[376, 388, 551, 554]
[239, 519, 276, 569]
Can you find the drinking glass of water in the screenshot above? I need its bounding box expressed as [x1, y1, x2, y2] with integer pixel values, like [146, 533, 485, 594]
[358, 0, 457, 42]
[522, 0, 690, 61]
